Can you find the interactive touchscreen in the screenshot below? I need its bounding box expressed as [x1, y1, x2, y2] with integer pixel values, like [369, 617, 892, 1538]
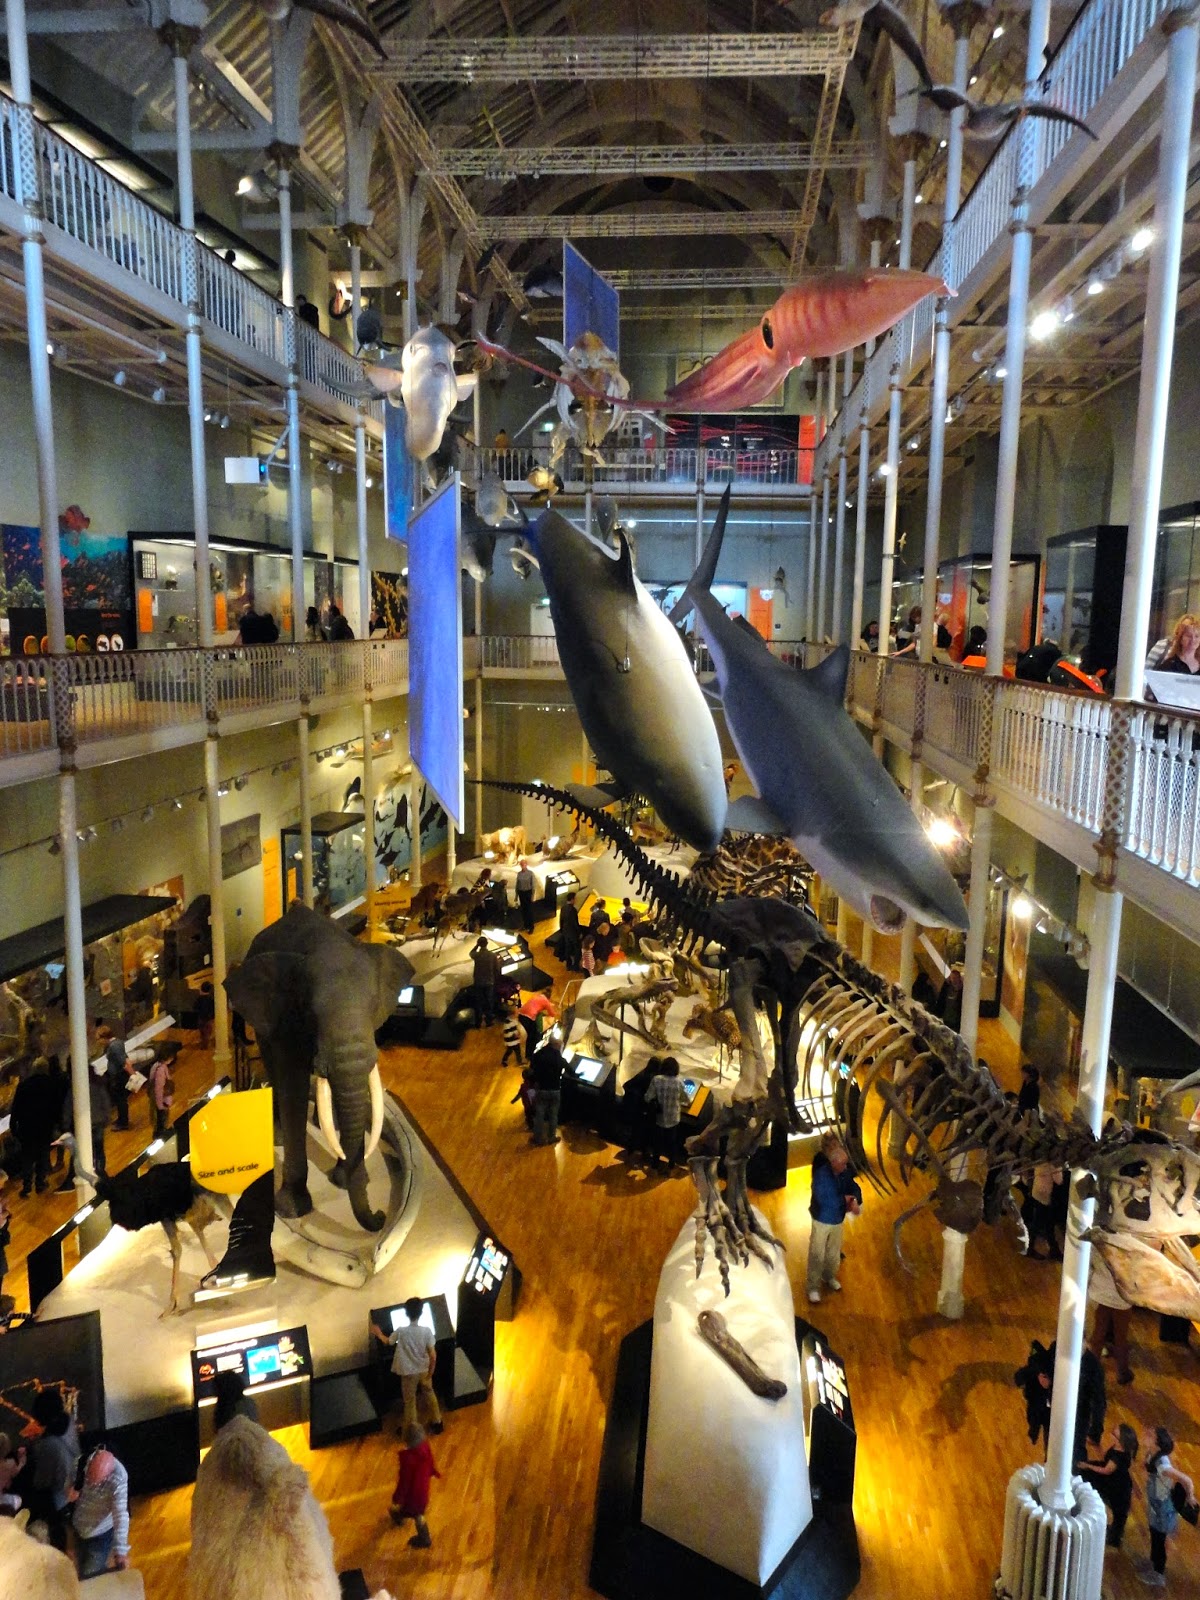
[390, 1303, 436, 1334]
[463, 1232, 512, 1298]
[246, 1345, 281, 1383]
[682, 1077, 699, 1107]
[192, 1325, 311, 1402]
[573, 1055, 606, 1085]
[397, 986, 414, 1005]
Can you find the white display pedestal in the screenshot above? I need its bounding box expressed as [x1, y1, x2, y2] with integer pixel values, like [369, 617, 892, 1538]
[642, 1212, 813, 1585]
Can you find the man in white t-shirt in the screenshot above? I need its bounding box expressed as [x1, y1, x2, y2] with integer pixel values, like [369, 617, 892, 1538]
[372, 1296, 443, 1434]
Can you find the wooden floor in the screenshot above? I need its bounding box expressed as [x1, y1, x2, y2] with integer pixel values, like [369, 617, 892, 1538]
[4, 924, 1199, 1600]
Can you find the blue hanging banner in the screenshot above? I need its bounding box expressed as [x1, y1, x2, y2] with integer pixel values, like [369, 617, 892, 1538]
[383, 403, 413, 543]
[563, 241, 620, 357]
[407, 474, 465, 830]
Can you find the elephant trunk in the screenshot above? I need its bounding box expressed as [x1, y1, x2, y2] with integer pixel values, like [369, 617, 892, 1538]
[319, 1047, 386, 1233]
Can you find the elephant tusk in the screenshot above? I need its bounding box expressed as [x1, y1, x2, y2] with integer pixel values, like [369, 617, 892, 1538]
[315, 1076, 346, 1162]
[365, 1065, 385, 1162]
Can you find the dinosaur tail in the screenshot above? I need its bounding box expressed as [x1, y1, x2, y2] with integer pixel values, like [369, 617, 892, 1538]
[668, 484, 731, 625]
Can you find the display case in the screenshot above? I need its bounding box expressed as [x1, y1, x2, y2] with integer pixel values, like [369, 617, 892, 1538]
[368, 1293, 457, 1408]
[1042, 526, 1128, 678]
[937, 552, 1042, 666]
[281, 811, 371, 913]
[131, 534, 362, 647]
[800, 1328, 856, 1505]
[1152, 502, 1200, 649]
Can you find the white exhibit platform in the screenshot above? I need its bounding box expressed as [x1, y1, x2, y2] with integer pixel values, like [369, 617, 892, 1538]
[38, 1100, 480, 1426]
[587, 840, 697, 903]
[642, 1212, 813, 1584]
[450, 847, 599, 897]
[398, 930, 483, 1017]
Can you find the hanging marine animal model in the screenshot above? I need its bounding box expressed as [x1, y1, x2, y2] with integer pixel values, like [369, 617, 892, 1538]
[517, 507, 728, 851]
[663, 270, 948, 412]
[671, 489, 968, 933]
[339, 326, 475, 464]
[481, 331, 668, 467]
[481, 777, 1200, 1318]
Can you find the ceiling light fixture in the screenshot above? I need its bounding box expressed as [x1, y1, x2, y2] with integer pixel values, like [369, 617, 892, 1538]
[1086, 276, 1104, 296]
[152, 386, 166, 404]
[237, 175, 254, 195]
[1029, 309, 1059, 341]
[113, 369, 127, 386]
[992, 23, 1005, 38]
[1130, 226, 1154, 254]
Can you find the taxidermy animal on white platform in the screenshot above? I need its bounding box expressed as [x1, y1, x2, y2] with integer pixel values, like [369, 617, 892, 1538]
[524, 507, 728, 851]
[52, 1137, 275, 1317]
[670, 488, 968, 933]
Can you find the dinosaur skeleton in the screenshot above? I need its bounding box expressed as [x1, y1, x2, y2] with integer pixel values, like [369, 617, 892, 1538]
[486, 779, 1200, 1315]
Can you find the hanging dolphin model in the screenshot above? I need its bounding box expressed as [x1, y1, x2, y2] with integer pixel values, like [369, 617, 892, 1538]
[529, 508, 727, 851]
[400, 327, 475, 460]
[671, 488, 969, 932]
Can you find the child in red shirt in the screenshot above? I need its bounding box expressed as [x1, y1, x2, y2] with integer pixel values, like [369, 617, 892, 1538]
[390, 1422, 440, 1548]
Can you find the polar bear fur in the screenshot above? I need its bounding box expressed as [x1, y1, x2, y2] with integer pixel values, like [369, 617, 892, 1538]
[0, 1517, 81, 1600]
[188, 1418, 340, 1600]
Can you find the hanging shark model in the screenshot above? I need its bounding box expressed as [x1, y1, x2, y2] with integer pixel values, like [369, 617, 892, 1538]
[671, 488, 969, 932]
[527, 508, 727, 851]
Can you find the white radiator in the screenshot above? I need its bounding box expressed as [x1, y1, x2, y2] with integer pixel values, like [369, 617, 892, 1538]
[996, 1465, 1107, 1600]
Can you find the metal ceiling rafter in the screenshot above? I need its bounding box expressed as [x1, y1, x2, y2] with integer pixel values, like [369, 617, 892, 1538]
[477, 209, 811, 239]
[788, 19, 860, 270]
[434, 140, 876, 177]
[317, 23, 530, 312]
[602, 267, 793, 289]
[373, 32, 849, 82]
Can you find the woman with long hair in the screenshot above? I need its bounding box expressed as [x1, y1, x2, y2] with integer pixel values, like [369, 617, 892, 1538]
[1142, 1426, 1196, 1587]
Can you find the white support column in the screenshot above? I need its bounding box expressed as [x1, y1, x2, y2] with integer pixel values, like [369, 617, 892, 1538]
[1034, 5, 1199, 1528]
[805, 492, 817, 639]
[362, 696, 376, 932]
[818, 437, 831, 641]
[877, 158, 916, 661]
[899, 759, 922, 994]
[920, 32, 968, 663]
[851, 408, 869, 648]
[350, 236, 371, 633]
[985, 0, 1051, 677]
[170, 31, 213, 648]
[850, 237, 880, 650]
[695, 485, 705, 566]
[204, 735, 231, 1075]
[958, 802, 993, 1057]
[58, 770, 93, 1193]
[297, 713, 314, 906]
[832, 348, 852, 643]
[7, 0, 65, 651]
[275, 151, 306, 644]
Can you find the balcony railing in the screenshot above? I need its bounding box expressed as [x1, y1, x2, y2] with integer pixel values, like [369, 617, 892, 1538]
[834, 647, 1200, 897]
[816, 0, 1178, 478]
[480, 445, 805, 493]
[0, 91, 374, 419]
[0, 640, 411, 767]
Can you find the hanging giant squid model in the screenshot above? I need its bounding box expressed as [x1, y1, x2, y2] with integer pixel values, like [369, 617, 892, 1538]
[487, 779, 1200, 1317]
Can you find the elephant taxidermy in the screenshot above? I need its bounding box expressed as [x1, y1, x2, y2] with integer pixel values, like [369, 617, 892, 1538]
[225, 904, 413, 1233]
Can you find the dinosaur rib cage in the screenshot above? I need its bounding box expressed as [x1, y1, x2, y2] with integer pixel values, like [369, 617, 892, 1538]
[480, 779, 1137, 1197]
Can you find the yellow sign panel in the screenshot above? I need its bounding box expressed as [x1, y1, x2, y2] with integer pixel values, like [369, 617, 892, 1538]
[190, 1086, 274, 1194]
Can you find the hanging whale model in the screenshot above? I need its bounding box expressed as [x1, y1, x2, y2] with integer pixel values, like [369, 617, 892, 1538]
[671, 488, 969, 932]
[528, 508, 727, 851]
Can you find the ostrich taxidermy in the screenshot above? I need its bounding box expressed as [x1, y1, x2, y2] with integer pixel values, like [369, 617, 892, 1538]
[55, 1137, 275, 1315]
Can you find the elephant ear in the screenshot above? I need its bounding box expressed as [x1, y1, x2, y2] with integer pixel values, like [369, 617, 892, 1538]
[367, 945, 415, 1029]
[224, 952, 314, 1040]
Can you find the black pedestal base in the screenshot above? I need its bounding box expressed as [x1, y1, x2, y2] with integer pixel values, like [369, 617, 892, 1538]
[591, 1322, 860, 1600]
